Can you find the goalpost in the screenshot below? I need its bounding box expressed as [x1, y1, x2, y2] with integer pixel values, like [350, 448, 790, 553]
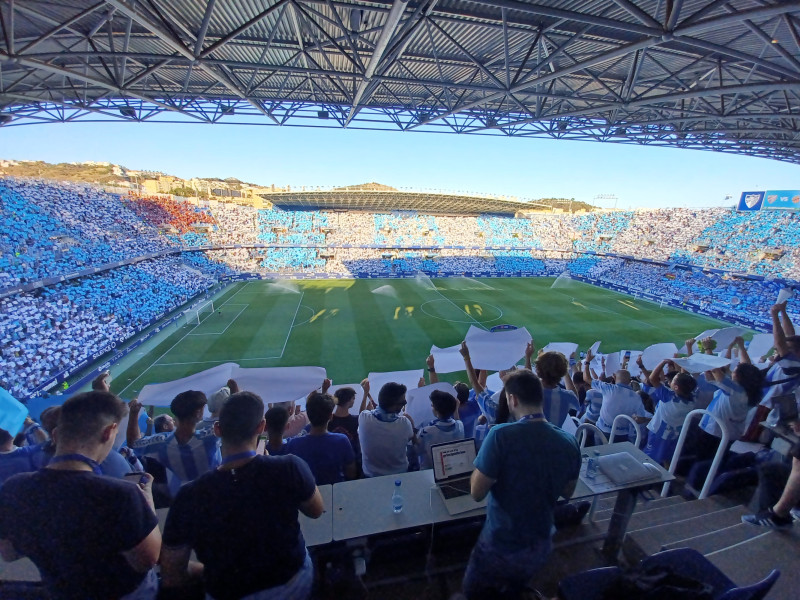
[183, 299, 215, 326]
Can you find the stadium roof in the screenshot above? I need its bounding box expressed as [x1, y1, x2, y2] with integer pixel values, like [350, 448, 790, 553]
[262, 188, 552, 214]
[2, 1, 800, 163]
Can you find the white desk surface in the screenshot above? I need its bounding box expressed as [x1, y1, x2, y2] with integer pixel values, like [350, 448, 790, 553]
[572, 441, 673, 499]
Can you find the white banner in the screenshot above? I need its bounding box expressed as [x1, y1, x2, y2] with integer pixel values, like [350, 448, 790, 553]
[464, 325, 532, 371]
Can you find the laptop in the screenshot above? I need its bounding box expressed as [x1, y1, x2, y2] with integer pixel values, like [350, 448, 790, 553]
[431, 438, 488, 515]
[597, 452, 661, 485]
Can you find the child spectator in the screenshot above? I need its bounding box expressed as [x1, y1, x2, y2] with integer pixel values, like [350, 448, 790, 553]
[287, 393, 356, 485]
[414, 390, 465, 470]
[264, 406, 290, 456]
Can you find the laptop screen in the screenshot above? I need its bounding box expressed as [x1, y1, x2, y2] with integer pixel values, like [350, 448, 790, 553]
[431, 438, 477, 483]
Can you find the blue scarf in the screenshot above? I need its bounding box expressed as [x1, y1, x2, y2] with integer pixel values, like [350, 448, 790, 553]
[373, 407, 400, 422]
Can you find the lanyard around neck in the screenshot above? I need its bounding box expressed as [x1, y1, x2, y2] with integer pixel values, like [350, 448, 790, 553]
[49, 453, 103, 475]
[221, 450, 256, 466]
[518, 413, 546, 424]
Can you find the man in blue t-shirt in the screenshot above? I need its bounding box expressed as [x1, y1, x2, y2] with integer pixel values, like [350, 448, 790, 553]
[287, 392, 356, 485]
[463, 370, 581, 599]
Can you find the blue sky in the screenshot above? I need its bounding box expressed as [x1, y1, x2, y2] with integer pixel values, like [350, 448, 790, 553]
[2, 121, 798, 210]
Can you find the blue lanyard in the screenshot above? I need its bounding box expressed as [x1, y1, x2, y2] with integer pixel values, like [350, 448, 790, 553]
[221, 451, 256, 466]
[49, 454, 103, 475]
[518, 413, 546, 423]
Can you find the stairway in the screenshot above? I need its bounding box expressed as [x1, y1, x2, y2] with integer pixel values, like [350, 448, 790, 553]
[620, 493, 800, 600]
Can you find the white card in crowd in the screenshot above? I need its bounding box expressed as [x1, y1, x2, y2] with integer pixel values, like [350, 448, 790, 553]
[746, 334, 775, 362]
[136, 364, 326, 408]
[672, 354, 732, 374]
[367, 369, 424, 401]
[464, 325, 532, 371]
[710, 327, 745, 349]
[678, 329, 718, 354]
[406, 382, 459, 427]
[137, 362, 239, 407]
[777, 288, 794, 305]
[542, 342, 579, 360]
[589, 341, 602, 356]
[641, 343, 678, 370]
[604, 352, 621, 376]
[625, 351, 643, 378]
[429, 344, 468, 373]
[228, 366, 327, 406]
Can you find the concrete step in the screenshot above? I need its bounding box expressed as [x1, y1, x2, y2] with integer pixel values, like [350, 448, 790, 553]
[705, 526, 800, 600]
[661, 521, 761, 555]
[591, 494, 685, 524]
[624, 503, 747, 561]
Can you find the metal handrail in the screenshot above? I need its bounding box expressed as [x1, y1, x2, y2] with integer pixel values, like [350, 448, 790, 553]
[660, 409, 730, 500]
[609, 414, 642, 448]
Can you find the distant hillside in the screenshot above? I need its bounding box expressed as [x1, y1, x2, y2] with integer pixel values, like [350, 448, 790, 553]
[333, 182, 398, 192]
[0, 160, 127, 184]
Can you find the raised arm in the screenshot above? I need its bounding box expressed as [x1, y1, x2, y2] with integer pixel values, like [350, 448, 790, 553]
[731, 336, 751, 364]
[648, 359, 670, 388]
[524, 341, 535, 372]
[461, 342, 485, 395]
[685, 338, 696, 357]
[583, 349, 594, 383]
[771, 303, 793, 357]
[426, 354, 439, 384]
[127, 398, 144, 446]
[358, 379, 371, 413]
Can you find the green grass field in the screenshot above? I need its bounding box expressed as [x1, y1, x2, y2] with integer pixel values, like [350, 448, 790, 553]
[112, 276, 734, 397]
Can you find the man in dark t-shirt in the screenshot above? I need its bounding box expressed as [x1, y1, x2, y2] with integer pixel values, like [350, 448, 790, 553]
[0, 391, 160, 600]
[161, 391, 324, 600]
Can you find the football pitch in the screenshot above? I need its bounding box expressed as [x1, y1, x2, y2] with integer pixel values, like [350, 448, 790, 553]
[112, 277, 733, 397]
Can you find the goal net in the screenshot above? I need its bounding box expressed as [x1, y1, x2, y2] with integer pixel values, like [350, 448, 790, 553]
[183, 299, 215, 326]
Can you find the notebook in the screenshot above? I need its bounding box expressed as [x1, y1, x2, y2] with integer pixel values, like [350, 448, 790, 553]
[597, 452, 661, 485]
[430, 438, 488, 515]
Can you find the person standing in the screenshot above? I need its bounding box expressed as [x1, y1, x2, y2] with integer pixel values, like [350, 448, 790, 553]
[463, 370, 581, 598]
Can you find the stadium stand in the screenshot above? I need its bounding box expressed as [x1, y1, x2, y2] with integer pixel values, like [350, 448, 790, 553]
[2, 175, 799, 402]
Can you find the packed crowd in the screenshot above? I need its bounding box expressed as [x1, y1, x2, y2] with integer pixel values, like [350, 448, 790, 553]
[2, 176, 799, 402]
[0, 179, 172, 289]
[2, 298, 798, 599]
[0, 256, 217, 398]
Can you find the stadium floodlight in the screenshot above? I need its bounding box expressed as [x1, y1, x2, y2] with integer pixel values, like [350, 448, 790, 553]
[317, 110, 329, 119]
[119, 106, 136, 118]
[221, 106, 235, 115]
[0, 114, 12, 125]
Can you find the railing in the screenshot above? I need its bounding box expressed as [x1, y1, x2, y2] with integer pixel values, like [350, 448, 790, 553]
[661, 409, 730, 500]
[609, 414, 642, 448]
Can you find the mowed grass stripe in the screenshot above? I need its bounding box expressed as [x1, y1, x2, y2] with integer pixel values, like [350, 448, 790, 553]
[110, 278, 737, 397]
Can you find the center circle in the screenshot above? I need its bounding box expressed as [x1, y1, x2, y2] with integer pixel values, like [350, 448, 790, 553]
[420, 299, 503, 324]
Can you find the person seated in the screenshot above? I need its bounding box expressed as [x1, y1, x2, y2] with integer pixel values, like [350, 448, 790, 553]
[127, 391, 220, 492]
[160, 391, 324, 599]
[0, 391, 161, 600]
[264, 405, 291, 456]
[414, 390, 465, 470]
[358, 382, 417, 477]
[743, 421, 800, 528]
[287, 392, 356, 485]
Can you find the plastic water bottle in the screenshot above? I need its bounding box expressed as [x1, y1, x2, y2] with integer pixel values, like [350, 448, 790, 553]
[766, 405, 781, 427]
[586, 458, 598, 480]
[392, 479, 403, 513]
